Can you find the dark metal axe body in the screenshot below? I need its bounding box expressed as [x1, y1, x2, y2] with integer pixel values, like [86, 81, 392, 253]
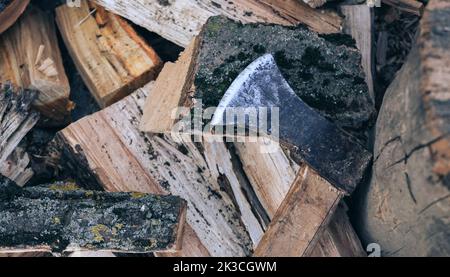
[211, 54, 372, 256]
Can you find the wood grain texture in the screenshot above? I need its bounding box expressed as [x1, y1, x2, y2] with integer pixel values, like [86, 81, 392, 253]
[358, 0, 450, 256]
[140, 38, 199, 133]
[0, 5, 72, 126]
[0, 147, 33, 187]
[94, 0, 342, 47]
[254, 167, 344, 257]
[235, 141, 366, 257]
[55, 0, 162, 108]
[309, 207, 366, 257]
[55, 83, 253, 257]
[341, 5, 375, 102]
[0, 87, 39, 182]
[0, 0, 30, 34]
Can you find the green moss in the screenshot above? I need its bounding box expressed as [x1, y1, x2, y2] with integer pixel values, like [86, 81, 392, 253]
[91, 224, 109, 243]
[206, 21, 222, 35]
[131, 192, 146, 199]
[48, 182, 80, 192]
[53, 217, 61, 225]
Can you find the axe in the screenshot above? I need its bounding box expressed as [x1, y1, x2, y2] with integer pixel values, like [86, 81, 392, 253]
[210, 54, 372, 256]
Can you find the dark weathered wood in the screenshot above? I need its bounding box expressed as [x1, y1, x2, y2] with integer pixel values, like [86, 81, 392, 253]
[0, 85, 39, 185]
[357, 0, 450, 256]
[0, 179, 186, 255]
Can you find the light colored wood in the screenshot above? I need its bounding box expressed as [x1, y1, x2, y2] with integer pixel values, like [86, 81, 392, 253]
[55, 0, 162, 108]
[94, 0, 342, 47]
[382, 0, 424, 16]
[235, 141, 366, 256]
[341, 5, 375, 103]
[254, 167, 344, 257]
[0, 147, 33, 187]
[202, 138, 266, 245]
[309, 207, 366, 257]
[235, 142, 299, 218]
[0, 0, 30, 34]
[0, 247, 52, 258]
[140, 38, 199, 133]
[0, 6, 72, 125]
[56, 83, 253, 257]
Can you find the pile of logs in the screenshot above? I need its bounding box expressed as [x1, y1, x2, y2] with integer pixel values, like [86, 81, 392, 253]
[0, 0, 448, 257]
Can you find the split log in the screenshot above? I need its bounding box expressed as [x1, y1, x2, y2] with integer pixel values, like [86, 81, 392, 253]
[141, 16, 375, 136]
[254, 166, 343, 256]
[94, 0, 343, 47]
[0, 147, 33, 187]
[140, 38, 199, 133]
[382, 0, 424, 16]
[357, 0, 450, 256]
[52, 83, 253, 257]
[0, 179, 186, 255]
[55, 0, 162, 108]
[235, 142, 366, 256]
[0, 85, 39, 184]
[0, 6, 72, 126]
[341, 4, 375, 102]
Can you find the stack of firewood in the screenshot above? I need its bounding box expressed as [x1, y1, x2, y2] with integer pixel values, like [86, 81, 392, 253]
[1, 0, 448, 257]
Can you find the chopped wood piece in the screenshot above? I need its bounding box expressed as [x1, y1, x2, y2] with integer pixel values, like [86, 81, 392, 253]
[140, 38, 199, 134]
[254, 167, 344, 257]
[0, 179, 186, 255]
[0, 85, 39, 182]
[309, 206, 367, 257]
[0, 6, 72, 126]
[382, 0, 424, 16]
[55, 0, 162, 108]
[53, 84, 253, 257]
[234, 141, 366, 257]
[94, 0, 342, 47]
[0, 148, 34, 187]
[341, 4, 375, 102]
[359, 0, 450, 256]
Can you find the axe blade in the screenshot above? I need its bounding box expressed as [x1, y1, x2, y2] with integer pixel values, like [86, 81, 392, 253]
[211, 54, 372, 194]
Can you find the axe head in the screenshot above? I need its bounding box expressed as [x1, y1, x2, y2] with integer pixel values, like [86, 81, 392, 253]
[211, 54, 372, 194]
